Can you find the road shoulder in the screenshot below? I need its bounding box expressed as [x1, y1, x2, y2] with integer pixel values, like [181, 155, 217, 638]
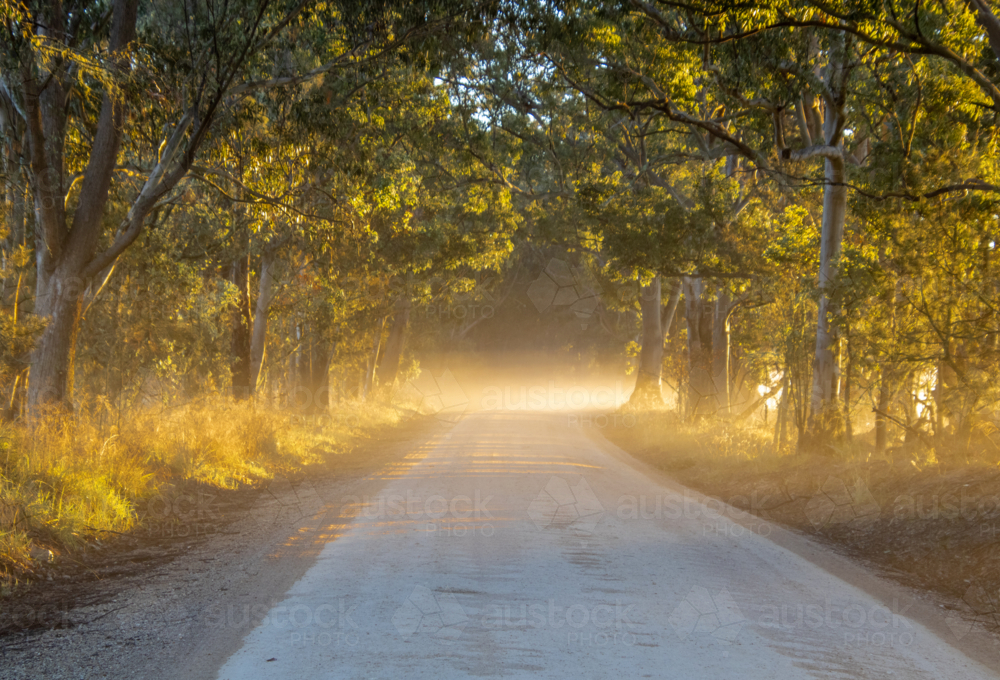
[0, 416, 445, 680]
[584, 422, 1000, 675]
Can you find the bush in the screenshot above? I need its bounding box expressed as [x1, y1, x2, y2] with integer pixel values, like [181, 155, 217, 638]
[0, 396, 402, 590]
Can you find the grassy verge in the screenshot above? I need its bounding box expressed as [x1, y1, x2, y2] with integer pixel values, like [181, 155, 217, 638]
[0, 398, 406, 591]
[607, 409, 1000, 631]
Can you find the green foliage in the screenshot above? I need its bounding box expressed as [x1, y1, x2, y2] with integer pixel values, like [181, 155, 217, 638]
[6, 0, 1000, 576]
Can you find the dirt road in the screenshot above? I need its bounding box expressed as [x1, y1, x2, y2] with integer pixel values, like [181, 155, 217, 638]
[5, 409, 997, 678]
[182, 411, 999, 679]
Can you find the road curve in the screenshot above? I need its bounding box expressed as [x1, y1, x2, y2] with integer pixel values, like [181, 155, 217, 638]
[214, 411, 997, 679]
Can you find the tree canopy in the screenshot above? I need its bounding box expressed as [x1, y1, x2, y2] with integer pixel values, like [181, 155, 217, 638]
[0, 0, 998, 453]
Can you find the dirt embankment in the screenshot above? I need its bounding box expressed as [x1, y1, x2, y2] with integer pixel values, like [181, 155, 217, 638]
[605, 415, 1000, 642]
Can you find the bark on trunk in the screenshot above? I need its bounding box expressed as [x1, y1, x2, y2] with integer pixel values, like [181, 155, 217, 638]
[249, 248, 278, 394]
[22, 0, 272, 411]
[809, 154, 847, 419]
[683, 276, 717, 417]
[875, 278, 901, 452]
[934, 356, 958, 436]
[306, 333, 333, 414]
[229, 255, 252, 399]
[3, 128, 26, 250]
[288, 321, 303, 396]
[25, 0, 139, 411]
[712, 289, 731, 415]
[361, 317, 385, 401]
[661, 279, 681, 346]
[379, 297, 411, 390]
[875, 368, 891, 452]
[808, 30, 853, 430]
[629, 276, 664, 405]
[773, 370, 790, 449]
[25, 280, 81, 408]
[298, 324, 312, 390]
[843, 330, 853, 440]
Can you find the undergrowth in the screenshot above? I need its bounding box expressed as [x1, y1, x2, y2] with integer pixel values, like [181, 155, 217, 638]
[0, 397, 403, 591]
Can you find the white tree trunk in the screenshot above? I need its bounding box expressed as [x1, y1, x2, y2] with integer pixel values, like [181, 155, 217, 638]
[808, 28, 852, 422]
[249, 248, 277, 394]
[712, 288, 731, 415]
[361, 317, 385, 401]
[809, 154, 847, 417]
[660, 279, 681, 346]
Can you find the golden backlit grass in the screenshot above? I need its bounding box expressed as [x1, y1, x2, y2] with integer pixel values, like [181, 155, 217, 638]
[621, 403, 1000, 467]
[0, 397, 404, 591]
[612, 404, 1000, 527]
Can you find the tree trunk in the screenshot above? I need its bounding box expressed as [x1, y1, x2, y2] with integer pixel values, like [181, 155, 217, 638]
[683, 276, 716, 417]
[934, 358, 953, 436]
[25, 278, 81, 408]
[875, 367, 891, 452]
[843, 329, 853, 440]
[249, 247, 278, 394]
[287, 320, 303, 397]
[712, 288, 731, 415]
[629, 276, 664, 405]
[661, 279, 681, 345]
[229, 255, 252, 399]
[19, 0, 282, 412]
[379, 296, 411, 390]
[809, 154, 847, 420]
[875, 276, 901, 452]
[773, 369, 790, 450]
[3, 128, 26, 250]
[25, 0, 139, 411]
[299, 324, 312, 389]
[296, 321, 333, 415]
[309, 340, 333, 414]
[808, 29, 852, 431]
[361, 317, 385, 401]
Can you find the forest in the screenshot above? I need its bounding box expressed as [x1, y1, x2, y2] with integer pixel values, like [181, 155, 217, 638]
[3, 0, 1000, 589]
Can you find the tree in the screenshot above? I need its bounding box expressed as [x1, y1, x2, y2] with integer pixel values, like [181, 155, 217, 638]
[1, 0, 481, 411]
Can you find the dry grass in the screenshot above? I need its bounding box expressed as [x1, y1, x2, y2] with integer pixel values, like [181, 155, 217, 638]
[617, 406, 1000, 518]
[0, 397, 403, 591]
[623, 404, 1000, 475]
